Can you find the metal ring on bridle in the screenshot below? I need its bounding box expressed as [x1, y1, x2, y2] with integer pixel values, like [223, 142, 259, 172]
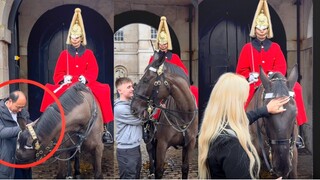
[154, 80, 161, 86]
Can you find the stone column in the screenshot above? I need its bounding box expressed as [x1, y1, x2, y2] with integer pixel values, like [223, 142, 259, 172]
[0, 24, 11, 98]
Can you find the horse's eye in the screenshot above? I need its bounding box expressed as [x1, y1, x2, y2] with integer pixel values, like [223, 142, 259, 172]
[143, 78, 149, 83]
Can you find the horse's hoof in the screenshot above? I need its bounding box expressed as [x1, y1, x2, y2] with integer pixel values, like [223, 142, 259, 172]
[74, 174, 81, 179]
[148, 173, 155, 179]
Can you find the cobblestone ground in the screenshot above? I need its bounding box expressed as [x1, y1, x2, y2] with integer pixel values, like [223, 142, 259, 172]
[32, 145, 115, 179]
[32, 144, 312, 179]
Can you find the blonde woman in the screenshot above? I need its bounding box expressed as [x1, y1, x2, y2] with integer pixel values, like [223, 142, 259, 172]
[198, 73, 261, 179]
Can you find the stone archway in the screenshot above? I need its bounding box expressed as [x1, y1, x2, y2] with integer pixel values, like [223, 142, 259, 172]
[115, 10, 181, 56]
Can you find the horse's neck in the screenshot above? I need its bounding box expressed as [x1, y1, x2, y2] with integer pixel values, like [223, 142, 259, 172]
[170, 80, 196, 111]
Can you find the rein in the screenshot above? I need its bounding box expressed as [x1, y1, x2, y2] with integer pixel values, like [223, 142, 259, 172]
[155, 99, 198, 135]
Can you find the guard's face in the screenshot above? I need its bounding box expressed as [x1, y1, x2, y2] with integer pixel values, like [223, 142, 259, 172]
[255, 28, 268, 41]
[159, 43, 168, 52]
[70, 35, 82, 48]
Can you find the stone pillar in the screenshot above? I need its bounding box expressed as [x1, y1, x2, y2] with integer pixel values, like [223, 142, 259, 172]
[0, 0, 13, 98]
[0, 24, 11, 98]
[137, 24, 154, 80]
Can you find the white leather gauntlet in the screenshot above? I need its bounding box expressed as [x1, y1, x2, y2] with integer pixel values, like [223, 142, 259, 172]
[63, 75, 72, 84]
[248, 72, 259, 83]
[79, 75, 87, 84]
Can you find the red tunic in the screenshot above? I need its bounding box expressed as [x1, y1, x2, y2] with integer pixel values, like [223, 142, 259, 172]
[40, 47, 113, 123]
[236, 39, 307, 125]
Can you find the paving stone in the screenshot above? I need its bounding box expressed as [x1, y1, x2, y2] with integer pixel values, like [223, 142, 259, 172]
[32, 143, 312, 179]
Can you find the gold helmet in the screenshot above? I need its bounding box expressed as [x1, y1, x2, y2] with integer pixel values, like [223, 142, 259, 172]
[66, 8, 87, 45]
[155, 16, 172, 50]
[250, 0, 273, 38]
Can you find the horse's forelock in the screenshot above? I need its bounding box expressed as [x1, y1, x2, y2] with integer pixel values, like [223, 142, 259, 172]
[269, 73, 290, 97]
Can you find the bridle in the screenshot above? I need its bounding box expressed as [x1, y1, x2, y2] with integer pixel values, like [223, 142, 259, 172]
[132, 63, 198, 134]
[133, 64, 170, 119]
[256, 77, 296, 174]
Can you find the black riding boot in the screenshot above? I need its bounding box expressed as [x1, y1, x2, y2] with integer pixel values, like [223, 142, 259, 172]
[296, 135, 305, 149]
[102, 124, 113, 145]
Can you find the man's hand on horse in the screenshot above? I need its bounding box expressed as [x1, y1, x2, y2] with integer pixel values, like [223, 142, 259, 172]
[63, 75, 73, 84]
[79, 75, 87, 84]
[267, 96, 290, 114]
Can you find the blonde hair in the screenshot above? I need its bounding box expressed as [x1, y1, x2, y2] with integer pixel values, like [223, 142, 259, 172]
[198, 73, 260, 178]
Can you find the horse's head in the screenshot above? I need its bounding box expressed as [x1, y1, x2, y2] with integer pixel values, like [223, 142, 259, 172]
[16, 120, 41, 163]
[131, 51, 171, 119]
[260, 65, 298, 177]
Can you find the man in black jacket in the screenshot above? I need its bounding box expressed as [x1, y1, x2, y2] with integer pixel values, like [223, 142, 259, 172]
[0, 91, 32, 179]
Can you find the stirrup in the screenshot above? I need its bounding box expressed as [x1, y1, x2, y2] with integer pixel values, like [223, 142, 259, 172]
[103, 131, 114, 144]
[296, 135, 305, 149]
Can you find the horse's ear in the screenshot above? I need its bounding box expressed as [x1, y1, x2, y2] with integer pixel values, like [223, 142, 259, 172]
[17, 118, 27, 131]
[152, 51, 166, 68]
[287, 64, 298, 90]
[260, 66, 271, 91]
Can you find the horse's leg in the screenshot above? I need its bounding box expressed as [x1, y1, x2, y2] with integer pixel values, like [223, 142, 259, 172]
[74, 152, 81, 179]
[181, 138, 196, 179]
[146, 139, 156, 178]
[93, 143, 104, 179]
[66, 159, 72, 178]
[155, 140, 168, 179]
[56, 156, 68, 178]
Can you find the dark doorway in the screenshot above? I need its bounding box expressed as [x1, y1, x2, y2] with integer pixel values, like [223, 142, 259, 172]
[27, 5, 114, 120]
[198, 0, 286, 121]
[115, 10, 181, 56]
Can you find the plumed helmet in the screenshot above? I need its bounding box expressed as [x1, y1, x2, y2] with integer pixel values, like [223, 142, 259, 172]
[155, 16, 172, 50]
[250, 0, 274, 39]
[66, 8, 87, 45]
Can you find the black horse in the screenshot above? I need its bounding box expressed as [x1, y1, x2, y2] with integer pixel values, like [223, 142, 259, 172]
[131, 52, 198, 178]
[248, 65, 299, 178]
[15, 83, 104, 178]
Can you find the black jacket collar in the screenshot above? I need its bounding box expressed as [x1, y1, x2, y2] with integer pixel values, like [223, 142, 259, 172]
[252, 38, 272, 52]
[68, 45, 86, 57]
[159, 50, 173, 60]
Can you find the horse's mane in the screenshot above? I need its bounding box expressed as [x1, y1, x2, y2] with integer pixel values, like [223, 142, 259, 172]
[267, 72, 290, 97]
[36, 83, 90, 137]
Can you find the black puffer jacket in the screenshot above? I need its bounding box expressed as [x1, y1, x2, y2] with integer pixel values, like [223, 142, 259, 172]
[0, 99, 28, 178]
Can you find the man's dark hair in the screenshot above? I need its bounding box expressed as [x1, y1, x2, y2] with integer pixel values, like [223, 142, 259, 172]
[9, 91, 20, 103]
[115, 77, 133, 88]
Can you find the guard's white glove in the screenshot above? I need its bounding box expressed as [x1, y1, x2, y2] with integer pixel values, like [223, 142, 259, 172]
[268, 71, 274, 77]
[78, 75, 87, 84]
[63, 75, 72, 84]
[248, 72, 259, 84]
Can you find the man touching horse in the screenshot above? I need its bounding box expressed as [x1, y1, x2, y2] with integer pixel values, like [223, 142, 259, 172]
[40, 8, 114, 144]
[0, 91, 32, 179]
[114, 77, 142, 179]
